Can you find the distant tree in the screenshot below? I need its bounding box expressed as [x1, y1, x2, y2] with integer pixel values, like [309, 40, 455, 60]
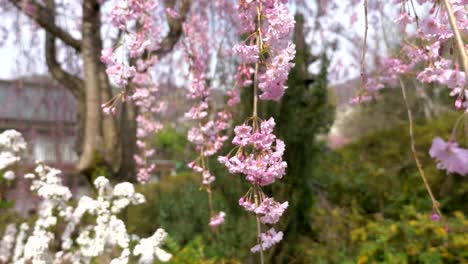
[2, 0, 191, 180]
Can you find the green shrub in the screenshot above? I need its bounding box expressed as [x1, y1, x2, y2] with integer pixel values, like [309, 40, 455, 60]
[317, 113, 468, 217]
[125, 172, 255, 261]
[304, 204, 468, 263]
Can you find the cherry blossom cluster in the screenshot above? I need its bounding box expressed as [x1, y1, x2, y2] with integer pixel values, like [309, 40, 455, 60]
[250, 228, 283, 253]
[0, 132, 172, 264]
[219, 118, 286, 186]
[233, 0, 296, 101]
[133, 84, 165, 183]
[219, 118, 288, 252]
[101, 0, 161, 89]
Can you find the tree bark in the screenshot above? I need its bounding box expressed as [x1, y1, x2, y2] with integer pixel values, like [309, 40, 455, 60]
[77, 0, 102, 172]
[94, 11, 122, 173]
[9, 0, 82, 51]
[117, 100, 137, 181]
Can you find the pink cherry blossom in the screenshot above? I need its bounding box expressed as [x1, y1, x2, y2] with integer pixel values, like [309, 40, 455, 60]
[239, 196, 257, 212]
[394, 12, 414, 25]
[250, 228, 283, 253]
[429, 137, 468, 176]
[202, 170, 215, 185]
[100, 48, 114, 64]
[209, 212, 226, 227]
[232, 44, 259, 64]
[254, 197, 288, 224]
[430, 212, 441, 222]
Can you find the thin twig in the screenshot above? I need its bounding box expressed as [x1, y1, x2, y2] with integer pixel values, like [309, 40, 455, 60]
[399, 78, 441, 216]
[359, 0, 369, 95]
[200, 150, 215, 218]
[409, 0, 419, 27]
[253, 2, 263, 118]
[252, 3, 264, 261]
[441, 0, 468, 98]
[254, 190, 265, 264]
[253, 60, 259, 117]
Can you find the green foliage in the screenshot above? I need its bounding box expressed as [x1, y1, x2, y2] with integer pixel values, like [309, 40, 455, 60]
[0, 172, 15, 210]
[317, 113, 468, 217]
[301, 113, 468, 263]
[0, 210, 24, 236]
[166, 236, 241, 264]
[305, 205, 468, 263]
[126, 172, 256, 261]
[152, 125, 192, 165]
[82, 151, 112, 187]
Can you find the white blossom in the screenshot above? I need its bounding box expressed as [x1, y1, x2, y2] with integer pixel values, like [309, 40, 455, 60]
[134, 229, 172, 263]
[110, 248, 130, 264]
[3, 170, 15, 181]
[12, 223, 28, 262]
[0, 224, 17, 262]
[0, 130, 26, 170]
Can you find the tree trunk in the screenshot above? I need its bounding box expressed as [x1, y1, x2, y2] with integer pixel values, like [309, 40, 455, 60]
[117, 101, 137, 181]
[95, 16, 122, 174]
[77, 0, 102, 172]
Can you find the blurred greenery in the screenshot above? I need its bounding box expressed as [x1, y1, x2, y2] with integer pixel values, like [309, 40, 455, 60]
[318, 113, 468, 217]
[152, 125, 192, 166]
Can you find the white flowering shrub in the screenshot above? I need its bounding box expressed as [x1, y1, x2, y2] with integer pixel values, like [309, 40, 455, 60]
[0, 130, 26, 172]
[0, 130, 171, 264]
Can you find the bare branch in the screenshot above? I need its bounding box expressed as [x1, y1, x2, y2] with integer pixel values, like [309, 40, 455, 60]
[399, 77, 441, 217]
[150, 0, 192, 58]
[8, 0, 82, 52]
[44, 0, 83, 101]
[45, 34, 84, 100]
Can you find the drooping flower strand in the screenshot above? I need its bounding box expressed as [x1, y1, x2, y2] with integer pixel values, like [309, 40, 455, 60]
[102, 0, 161, 90]
[132, 42, 166, 183]
[186, 112, 230, 228]
[356, 0, 370, 103]
[102, 0, 170, 182]
[399, 78, 442, 219]
[219, 0, 295, 260]
[183, 1, 229, 228]
[441, 0, 468, 105]
[353, 0, 467, 110]
[218, 118, 289, 256]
